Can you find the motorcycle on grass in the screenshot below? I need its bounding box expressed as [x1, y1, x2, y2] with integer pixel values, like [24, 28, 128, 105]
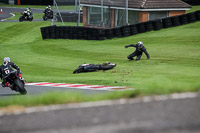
[73, 62, 116, 74]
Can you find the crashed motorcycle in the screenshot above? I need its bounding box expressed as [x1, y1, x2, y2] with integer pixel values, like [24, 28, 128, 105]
[73, 62, 116, 74]
[3, 70, 27, 95]
[43, 10, 53, 21]
[19, 12, 33, 22]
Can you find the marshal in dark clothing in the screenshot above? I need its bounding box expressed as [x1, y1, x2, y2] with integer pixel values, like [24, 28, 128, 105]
[125, 41, 150, 61]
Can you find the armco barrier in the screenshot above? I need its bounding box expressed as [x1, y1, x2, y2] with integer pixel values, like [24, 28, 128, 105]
[41, 10, 200, 40]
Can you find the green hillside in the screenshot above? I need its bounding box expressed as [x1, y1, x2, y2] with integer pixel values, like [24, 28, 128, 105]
[0, 21, 200, 94]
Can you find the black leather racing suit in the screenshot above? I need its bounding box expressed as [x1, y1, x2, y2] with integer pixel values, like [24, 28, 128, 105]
[0, 62, 20, 86]
[125, 44, 150, 60]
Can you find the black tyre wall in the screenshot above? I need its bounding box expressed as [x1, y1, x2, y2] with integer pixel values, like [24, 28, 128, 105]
[187, 12, 197, 23]
[195, 10, 200, 20]
[179, 14, 189, 25]
[152, 19, 163, 31]
[113, 27, 122, 37]
[40, 10, 200, 40]
[130, 24, 139, 35]
[162, 17, 173, 28]
[171, 16, 181, 26]
[121, 25, 131, 37]
[145, 21, 154, 31]
[137, 22, 147, 33]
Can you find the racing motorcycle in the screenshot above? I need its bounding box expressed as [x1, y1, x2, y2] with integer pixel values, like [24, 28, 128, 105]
[43, 10, 53, 21]
[3, 70, 27, 95]
[19, 12, 33, 22]
[73, 62, 116, 74]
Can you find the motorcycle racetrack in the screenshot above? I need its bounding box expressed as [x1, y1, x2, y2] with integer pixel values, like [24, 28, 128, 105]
[0, 83, 114, 98]
[0, 7, 43, 22]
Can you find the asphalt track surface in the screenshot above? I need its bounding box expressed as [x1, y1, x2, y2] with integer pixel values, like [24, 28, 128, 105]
[0, 6, 76, 22]
[0, 92, 199, 133]
[0, 84, 107, 98]
[0, 7, 44, 22]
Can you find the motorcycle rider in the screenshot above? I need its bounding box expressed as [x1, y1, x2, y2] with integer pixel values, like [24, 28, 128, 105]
[125, 41, 150, 61]
[23, 8, 32, 19]
[0, 57, 22, 87]
[44, 5, 53, 17]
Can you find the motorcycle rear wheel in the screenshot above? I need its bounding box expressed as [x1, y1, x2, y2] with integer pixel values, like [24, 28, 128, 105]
[43, 15, 48, 21]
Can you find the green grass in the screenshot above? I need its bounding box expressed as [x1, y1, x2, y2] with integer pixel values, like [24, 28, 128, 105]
[0, 12, 200, 107]
[5, 12, 43, 20]
[187, 5, 200, 13]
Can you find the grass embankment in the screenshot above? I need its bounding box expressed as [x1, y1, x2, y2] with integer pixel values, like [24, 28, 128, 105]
[0, 19, 200, 107]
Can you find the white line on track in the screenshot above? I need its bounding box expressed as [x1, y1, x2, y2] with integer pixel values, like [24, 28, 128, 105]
[0, 92, 198, 116]
[1, 13, 15, 21]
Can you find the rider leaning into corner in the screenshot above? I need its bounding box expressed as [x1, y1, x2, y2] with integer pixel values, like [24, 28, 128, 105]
[0, 57, 23, 87]
[23, 8, 32, 18]
[125, 41, 150, 61]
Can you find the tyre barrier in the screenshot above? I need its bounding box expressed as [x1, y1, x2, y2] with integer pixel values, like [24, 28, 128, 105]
[121, 25, 131, 37]
[145, 21, 154, 31]
[130, 24, 138, 35]
[113, 27, 122, 37]
[195, 10, 200, 20]
[152, 19, 163, 31]
[179, 14, 189, 25]
[171, 16, 181, 27]
[137, 22, 147, 33]
[162, 17, 173, 28]
[187, 12, 197, 23]
[41, 10, 200, 40]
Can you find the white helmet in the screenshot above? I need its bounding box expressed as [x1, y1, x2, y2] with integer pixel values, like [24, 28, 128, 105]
[4, 57, 10, 63]
[138, 41, 143, 48]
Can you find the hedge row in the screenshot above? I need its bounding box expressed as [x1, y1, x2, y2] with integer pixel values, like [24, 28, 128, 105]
[182, 0, 200, 5]
[41, 10, 200, 40]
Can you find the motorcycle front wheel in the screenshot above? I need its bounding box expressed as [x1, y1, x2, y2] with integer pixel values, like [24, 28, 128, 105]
[14, 79, 27, 95]
[19, 16, 24, 22]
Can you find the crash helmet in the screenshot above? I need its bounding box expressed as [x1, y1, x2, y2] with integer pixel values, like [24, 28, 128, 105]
[48, 5, 51, 9]
[138, 41, 143, 48]
[4, 57, 10, 63]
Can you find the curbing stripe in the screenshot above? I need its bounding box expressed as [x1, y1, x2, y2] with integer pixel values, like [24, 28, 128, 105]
[25, 82, 132, 91]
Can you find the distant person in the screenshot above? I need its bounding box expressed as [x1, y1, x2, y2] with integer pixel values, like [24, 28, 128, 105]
[125, 41, 150, 61]
[0, 57, 22, 87]
[43, 5, 53, 20]
[23, 8, 32, 19]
